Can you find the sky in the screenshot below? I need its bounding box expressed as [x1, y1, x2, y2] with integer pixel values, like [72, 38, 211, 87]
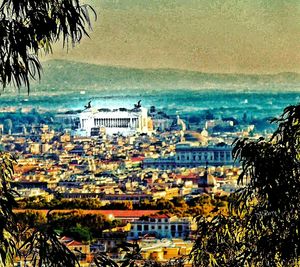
[45, 0, 300, 74]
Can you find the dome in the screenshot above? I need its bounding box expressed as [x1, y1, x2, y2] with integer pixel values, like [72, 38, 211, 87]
[183, 131, 208, 144]
[198, 170, 217, 187]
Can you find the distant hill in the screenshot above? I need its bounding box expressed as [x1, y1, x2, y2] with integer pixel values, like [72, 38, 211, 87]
[25, 60, 300, 92]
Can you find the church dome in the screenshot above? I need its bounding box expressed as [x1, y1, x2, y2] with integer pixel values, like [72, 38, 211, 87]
[184, 131, 208, 145]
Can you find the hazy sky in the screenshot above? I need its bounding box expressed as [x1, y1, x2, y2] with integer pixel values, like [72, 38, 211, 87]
[45, 0, 300, 74]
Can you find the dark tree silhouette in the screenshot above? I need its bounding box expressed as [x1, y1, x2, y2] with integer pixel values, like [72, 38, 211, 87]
[0, 152, 18, 266]
[191, 104, 300, 266]
[0, 1, 98, 265]
[0, 152, 82, 266]
[0, 0, 96, 92]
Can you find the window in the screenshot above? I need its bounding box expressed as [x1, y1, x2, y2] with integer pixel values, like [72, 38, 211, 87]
[158, 226, 162, 230]
[137, 225, 142, 231]
[151, 225, 155, 230]
[144, 225, 149, 231]
[165, 225, 169, 230]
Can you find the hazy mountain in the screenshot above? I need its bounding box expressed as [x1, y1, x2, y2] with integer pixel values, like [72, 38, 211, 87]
[27, 60, 300, 92]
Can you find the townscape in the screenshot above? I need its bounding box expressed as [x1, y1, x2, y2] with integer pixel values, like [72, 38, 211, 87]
[0, 102, 269, 266]
[0, 0, 299, 266]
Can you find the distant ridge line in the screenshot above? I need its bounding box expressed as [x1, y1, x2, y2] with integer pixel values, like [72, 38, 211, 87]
[11, 59, 299, 93]
[44, 59, 300, 77]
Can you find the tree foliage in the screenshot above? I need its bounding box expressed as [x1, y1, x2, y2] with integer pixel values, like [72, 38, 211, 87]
[0, 152, 18, 266]
[0, 0, 96, 91]
[20, 213, 79, 267]
[191, 104, 300, 266]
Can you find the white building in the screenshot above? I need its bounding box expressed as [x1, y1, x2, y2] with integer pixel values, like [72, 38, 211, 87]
[128, 214, 191, 240]
[77, 107, 149, 136]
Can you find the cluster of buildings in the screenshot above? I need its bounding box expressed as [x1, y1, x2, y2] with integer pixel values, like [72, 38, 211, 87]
[0, 103, 264, 265]
[14, 209, 195, 266]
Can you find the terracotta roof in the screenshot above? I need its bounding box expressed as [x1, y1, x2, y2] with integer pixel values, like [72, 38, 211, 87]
[130, 157, 145, 162]
[176, 173, 198, 179]
[95, 210, 159, 218]
[14, 209, 160, 218]
[149, 214, 169, 219]
[66, 240, 83, 247]
[14, 165, 36, 174]
[60, 236, 73, 243]
[105, 194, 151, 197]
